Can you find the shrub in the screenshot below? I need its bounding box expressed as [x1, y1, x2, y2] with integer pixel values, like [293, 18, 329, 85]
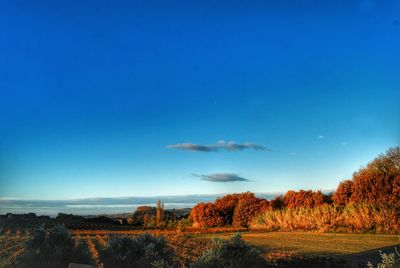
[367, 248, 400, 268]
[99, 233, 176, 268]
[191, 233, 267, 268]
[16, 225, 93, 268]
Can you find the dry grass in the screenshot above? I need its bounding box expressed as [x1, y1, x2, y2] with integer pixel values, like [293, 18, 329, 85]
[251, 204, 400, 233]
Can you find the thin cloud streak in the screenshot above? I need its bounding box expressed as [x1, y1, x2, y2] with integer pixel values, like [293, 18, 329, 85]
[166, 140, 270, 152]
[193, 173, 250, 182]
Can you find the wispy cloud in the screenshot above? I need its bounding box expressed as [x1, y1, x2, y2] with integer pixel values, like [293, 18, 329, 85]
[166, 140, 270, 152]
[318, 135, 325, 139]
[289, 152, 297, 156]
[166, 143, 217, 152]
[193, 173, 250, 182]
[341, 142, 349, 146]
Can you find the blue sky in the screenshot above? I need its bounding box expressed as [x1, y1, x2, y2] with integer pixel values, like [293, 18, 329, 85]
[0, 0, 399, 200]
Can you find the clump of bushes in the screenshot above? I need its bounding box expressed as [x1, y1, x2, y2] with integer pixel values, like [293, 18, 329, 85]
[191, 233, 267, 268]
[16, 225, 93, 268]
[191, 192, 268, 228]
[99, 233, 176, 268]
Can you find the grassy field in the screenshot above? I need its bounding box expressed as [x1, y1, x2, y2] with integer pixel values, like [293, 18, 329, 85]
[198, 231, 400, 264]
[1, 227, 399, 267]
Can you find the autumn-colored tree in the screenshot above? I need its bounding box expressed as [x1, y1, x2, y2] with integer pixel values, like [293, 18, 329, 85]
[232, 192, 269, 227]
[350, 147, 400, 206]
[283, 190, 331, 208]
[269, 195, 284, 209]
[214, 193, 241, 225]
[332, 180, 353, 206]
[190, 202, 224, 228]
[155, 199, 165, 226]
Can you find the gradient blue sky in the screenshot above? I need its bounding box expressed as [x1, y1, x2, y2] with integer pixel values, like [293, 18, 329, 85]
[0, 0, 399, 200]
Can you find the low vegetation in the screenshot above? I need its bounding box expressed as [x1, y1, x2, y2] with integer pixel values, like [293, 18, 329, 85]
[252, 203, 400, 233]
[192, 233, 266, 268]
[15, 225, 94, 268]
[99, 233, 176, 268]
[367, 248, 400, 268]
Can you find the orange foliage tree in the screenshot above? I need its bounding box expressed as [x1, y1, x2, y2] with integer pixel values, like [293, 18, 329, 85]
[190, 202, 224, 228]
[350, 147, 400, 206]
[283, 190, 331, 208]
[190, 192, 269, 228]
[232, 192, 269, 227]
[214, 193, 241, 225]
[332, 180, 353, 206]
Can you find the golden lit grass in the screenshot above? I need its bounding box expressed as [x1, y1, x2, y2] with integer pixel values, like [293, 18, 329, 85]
[0, 229, 30, 268]
[197, 231, 400, 257]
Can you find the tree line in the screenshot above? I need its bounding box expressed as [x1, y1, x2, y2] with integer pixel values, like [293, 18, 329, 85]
[190, 147, 400, 231]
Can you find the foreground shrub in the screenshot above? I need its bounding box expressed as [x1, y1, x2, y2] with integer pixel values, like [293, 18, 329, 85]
[16, 225, 93, 268]
[191, 233, 266, 268]
[367, 248, 400, 268]
[99, 233, 176, 268]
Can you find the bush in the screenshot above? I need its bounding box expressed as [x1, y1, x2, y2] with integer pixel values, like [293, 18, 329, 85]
[16, 225, 93, 268]
[191, 233, 267, 268]
[367, 248, 400, 268]
[99, 233, 176, 268]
